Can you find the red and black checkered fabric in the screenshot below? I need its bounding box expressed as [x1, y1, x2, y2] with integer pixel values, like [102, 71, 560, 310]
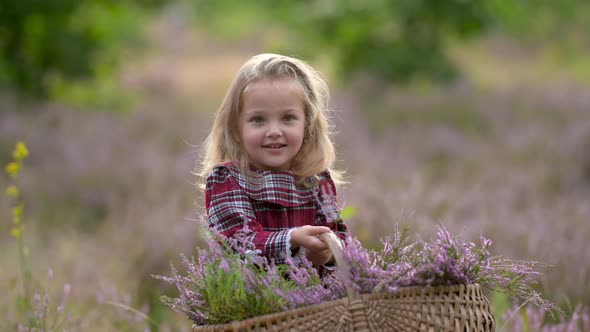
[205, 162, 348, 264]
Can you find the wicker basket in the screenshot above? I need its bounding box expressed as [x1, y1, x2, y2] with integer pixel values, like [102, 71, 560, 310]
[193, 233, 496, 332]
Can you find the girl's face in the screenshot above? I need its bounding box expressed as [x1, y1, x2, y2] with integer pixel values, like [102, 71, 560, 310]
[238, 78, 306, 171]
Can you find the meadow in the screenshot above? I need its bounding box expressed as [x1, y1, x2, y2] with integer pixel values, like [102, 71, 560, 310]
[2, 13, 590, 332]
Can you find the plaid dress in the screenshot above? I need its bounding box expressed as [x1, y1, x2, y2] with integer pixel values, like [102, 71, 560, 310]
[205, 162, 348, 265]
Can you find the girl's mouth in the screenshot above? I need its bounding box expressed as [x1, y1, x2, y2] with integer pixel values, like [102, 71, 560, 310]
[263, 144, 287, 149]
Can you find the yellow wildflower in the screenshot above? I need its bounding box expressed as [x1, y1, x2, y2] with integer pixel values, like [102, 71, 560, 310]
[12, 213, 21, 225]
[10, 227, 21, 239]
[12, 204, 24, 224]
[12, 204, 24, 217]
[5, 162, 20, 178]
[13, 142, 29, 161]
[5, 185, 19, 198]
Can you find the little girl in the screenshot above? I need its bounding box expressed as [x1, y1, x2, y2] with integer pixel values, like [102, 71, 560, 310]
[199, 53, 348, 267]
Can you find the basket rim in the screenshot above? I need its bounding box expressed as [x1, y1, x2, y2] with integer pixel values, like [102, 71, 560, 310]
[192, 283, 490, 331]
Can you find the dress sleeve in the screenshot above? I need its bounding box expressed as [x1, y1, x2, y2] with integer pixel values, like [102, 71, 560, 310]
[205, 166, 294, 264]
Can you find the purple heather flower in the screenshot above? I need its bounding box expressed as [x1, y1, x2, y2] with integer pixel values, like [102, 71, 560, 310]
[219, 260, 230, 273]
[157, 220, 561, 326]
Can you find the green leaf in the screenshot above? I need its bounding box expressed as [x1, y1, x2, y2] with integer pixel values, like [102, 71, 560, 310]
[339, 205, 357, 220]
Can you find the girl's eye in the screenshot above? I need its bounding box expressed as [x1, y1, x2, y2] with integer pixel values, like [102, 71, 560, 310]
[283, 114, 295, 122]
[250, 116, 264, 124]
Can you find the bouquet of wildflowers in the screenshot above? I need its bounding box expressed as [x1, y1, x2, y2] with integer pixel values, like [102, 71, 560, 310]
[336, 225, 560, 315]
[157, 219, 561, 326]
[155, 223, 345, 325]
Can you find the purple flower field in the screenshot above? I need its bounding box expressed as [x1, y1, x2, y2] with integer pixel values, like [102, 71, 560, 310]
[1, 19, 590, 331]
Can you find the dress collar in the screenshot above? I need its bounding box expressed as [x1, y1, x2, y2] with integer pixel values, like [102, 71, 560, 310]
[223, 162, 318, 207]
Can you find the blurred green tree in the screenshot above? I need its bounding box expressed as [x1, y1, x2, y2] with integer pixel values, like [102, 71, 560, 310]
[0, 0, 164, 100]
[195, 0, 492, 83]
[2, 0, 588, 100]
[193, 0, 590, 84]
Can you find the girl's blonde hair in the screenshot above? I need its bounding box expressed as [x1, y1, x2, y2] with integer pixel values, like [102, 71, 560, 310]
[198, 53, 343, 187]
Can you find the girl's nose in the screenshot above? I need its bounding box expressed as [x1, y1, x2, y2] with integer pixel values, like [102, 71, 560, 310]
[266, 122, 283, 137]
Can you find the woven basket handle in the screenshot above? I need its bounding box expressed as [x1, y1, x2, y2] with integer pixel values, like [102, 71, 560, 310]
[320, 232, 358, 300]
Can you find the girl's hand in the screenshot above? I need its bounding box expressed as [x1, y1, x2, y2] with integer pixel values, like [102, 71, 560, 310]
[305, 246, 333, 266]
[290, 225, 334, 266]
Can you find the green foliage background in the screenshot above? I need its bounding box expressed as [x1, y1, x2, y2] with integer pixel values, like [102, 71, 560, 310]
[2, 0, 590, 103]
[192, 0, 590, 84]
[0, 0, 164, 107]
